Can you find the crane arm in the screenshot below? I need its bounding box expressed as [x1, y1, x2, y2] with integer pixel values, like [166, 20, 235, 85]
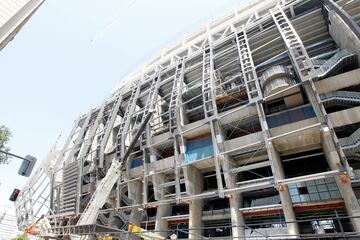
[77, 110, 155, 225]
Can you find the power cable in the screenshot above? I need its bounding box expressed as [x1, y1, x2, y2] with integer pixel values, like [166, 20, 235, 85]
[92, 0, 137, 43]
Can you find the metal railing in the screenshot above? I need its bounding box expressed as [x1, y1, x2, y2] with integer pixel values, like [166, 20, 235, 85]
[339, 127, 360, 148]
[321, 90, 360, 102]
[315, 49, 355, 77]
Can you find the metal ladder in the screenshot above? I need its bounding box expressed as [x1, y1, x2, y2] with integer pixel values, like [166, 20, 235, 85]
[116, 82, 141, 159]
[201, 46, 225, 196]
[77, 108, 155, 227]
[76, 104, 107, 214]
[235, 25, 263, 103]
[270, 6, 352, 175]
[78, 105, 106, 163]
[202, 48, 217, 118]
[169, 63, 185, 133]
[140, 73, 162, 204]
[140, 75, 161, 149]
[75, 93, 123, 215]
[64, 110, 94, 164]
[232, 25, 279, 192]
[50, 117, 80, 212]
[59, 110, 96, 215]
[168, 61, 186, 200]
[97, 92, 123, 168]
[270, 8, 314, 81]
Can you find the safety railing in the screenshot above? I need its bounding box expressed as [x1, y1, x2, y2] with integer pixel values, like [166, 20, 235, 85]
[339, 127, 360, 148]
[321, 90, 360, 102]
[315, 49, 355, 77]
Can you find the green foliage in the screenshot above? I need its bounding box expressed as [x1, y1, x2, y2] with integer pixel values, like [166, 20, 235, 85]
[11, 232, 29, 240]
[0, 124, 12, 164]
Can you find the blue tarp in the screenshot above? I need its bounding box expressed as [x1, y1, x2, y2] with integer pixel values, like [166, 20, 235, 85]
[130, 159, 143, 168]
[184, 136, 214, 163]
[267, 105, 315, 128]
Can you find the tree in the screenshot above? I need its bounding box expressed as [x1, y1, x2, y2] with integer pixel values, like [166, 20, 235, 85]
[11, 232, 29, 240]
[0, 124, 12, 164]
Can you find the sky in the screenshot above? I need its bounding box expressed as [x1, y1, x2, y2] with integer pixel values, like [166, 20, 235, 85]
[0, 0, 245, 234]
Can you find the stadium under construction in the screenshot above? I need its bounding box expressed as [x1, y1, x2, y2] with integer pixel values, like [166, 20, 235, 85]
[15, 0, 360, 239]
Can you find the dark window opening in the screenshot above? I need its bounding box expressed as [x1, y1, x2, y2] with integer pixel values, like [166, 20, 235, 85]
[283, 154, 329, 178]
[203, 198, 230, 211]
[224, 119, 261, 140]
[172, 204, 189, 215]
[298, 187, 309, 195]
[265, 98, 286, 114]
[203, 173, 218, 191]
[240, 166, 273, 182]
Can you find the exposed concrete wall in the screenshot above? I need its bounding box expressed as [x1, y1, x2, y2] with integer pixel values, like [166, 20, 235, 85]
[270, 118, 320, 153]
[224, 132, 263, 152]
[315, 69, 360, 94]
[329, 11, 360, 63]
[329, 106, 360, 127]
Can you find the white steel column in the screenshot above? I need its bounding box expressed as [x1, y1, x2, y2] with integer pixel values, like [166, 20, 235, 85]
[235, 22, 300, 236]
[257, 104, 300, 237]
[213, 120, 245, 238]
[271, 5, 360, 232]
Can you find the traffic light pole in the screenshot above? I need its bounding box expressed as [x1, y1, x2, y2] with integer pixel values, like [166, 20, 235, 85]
[0, 150, 37, 177]
[0, 150, 31, 162]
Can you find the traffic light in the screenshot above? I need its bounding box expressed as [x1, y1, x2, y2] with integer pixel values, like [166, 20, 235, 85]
[9, 188, 20, 201]
[18, 155, 37, 177]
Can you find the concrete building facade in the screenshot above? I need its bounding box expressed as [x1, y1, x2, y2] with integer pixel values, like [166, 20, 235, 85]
[15, 0, 360, 239]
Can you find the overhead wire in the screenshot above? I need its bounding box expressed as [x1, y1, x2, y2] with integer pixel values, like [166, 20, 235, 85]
[91, 0, 137, 43]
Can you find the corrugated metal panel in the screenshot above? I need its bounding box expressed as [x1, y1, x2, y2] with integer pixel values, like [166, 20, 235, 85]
[0, 0, 44, 50]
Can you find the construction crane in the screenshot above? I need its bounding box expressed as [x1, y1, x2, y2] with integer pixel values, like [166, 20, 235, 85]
[77, 109, 155, 226]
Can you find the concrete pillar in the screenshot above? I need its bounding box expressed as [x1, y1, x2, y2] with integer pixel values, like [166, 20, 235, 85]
[128, 180, 143, 228]
[184, 165, 204, 239]
[321, 129, 360, 232]
[257, 102, 299, 237]
[151, 148, 171, 237]
[220, 154, 246, 238]
[189, 199, 203, 239]
[229, 194, 245, 239]
[212, 120, 246, 238]
[267, 141, 300, 237]
[155, 204, 170, 237]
